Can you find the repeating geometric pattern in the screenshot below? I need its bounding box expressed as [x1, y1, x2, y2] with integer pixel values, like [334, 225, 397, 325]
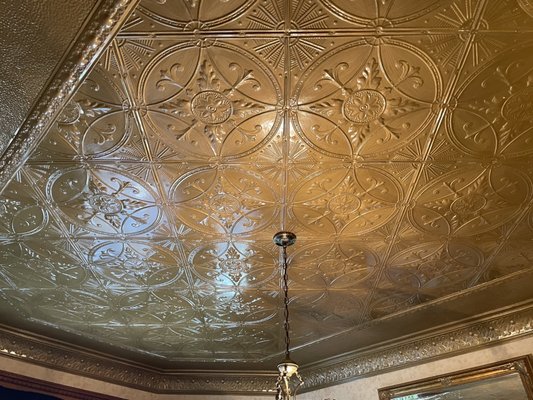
[2, 0, 533, 365]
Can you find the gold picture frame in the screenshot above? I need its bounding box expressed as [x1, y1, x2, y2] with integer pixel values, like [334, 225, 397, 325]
[379, 356, 533, 400]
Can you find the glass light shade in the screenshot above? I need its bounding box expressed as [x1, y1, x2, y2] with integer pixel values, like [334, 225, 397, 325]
[276, 361, 303, 399]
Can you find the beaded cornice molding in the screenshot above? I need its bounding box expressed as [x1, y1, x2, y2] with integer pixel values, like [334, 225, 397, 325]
[0, 0, 139, 192]
[0, 303, 531, 394]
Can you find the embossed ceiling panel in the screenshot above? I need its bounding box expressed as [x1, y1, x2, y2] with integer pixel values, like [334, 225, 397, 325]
[2, 0, 533, 372]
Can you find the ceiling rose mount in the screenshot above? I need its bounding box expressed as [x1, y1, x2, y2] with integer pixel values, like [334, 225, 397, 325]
[273, 231, 297, 248]
[273, 231, 303, 399]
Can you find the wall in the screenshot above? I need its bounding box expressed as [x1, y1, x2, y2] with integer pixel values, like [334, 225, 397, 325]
[300, 335, 533, 400]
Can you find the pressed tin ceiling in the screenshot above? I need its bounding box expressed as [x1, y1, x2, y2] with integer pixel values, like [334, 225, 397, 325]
[1, 0, 533, 378]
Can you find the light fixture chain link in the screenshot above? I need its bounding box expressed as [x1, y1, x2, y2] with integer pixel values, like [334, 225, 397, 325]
[282, 245, 291, 359]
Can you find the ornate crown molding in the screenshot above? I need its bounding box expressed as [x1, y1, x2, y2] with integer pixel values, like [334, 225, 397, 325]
[0, 325, 277, 394]
[301, 303, 533, 391]
[0, 303, 531, 394]
[0, 0, 139, 192]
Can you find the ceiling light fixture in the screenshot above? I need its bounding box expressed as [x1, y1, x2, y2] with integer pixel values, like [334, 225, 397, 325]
[273, 231, 303, 399]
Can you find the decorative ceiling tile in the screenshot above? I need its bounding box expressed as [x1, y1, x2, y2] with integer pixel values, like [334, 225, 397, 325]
[409, 164, 529, 238]
[129, 0, 282, 33]
[366, 280, 422, 320]
[129, 39, 284, 162]
[2, 0, 533, 379]
[168, 165, 282, 237]
[382, 239, 485, 298]
[290, 240, 379, 290]
[288, 163, 406, 238]
[0, 172, 52, 238]
[290, 36, 445, 161]
[28, 66, 141, 162]
[0, 239, 87, 290]
[87, 240, 186, 288]
[291, 286, 371, 336]
[447, 43, 533, 160]
[476, 206, 533, 283]
[482, 0, 533, 31]
[23, 164, 163, 237]
[182, 240, 275, 293]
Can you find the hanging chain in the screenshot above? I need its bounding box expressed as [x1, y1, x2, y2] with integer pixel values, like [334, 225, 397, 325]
[282, 244, 291, 359]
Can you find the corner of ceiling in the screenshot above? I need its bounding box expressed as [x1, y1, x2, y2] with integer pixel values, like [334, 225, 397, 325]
[0, 0, 139, 193]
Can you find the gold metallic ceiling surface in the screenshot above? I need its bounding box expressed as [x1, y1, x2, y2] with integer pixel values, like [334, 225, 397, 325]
[1, 0, 533, 369]
[0, 0, 99, 153]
